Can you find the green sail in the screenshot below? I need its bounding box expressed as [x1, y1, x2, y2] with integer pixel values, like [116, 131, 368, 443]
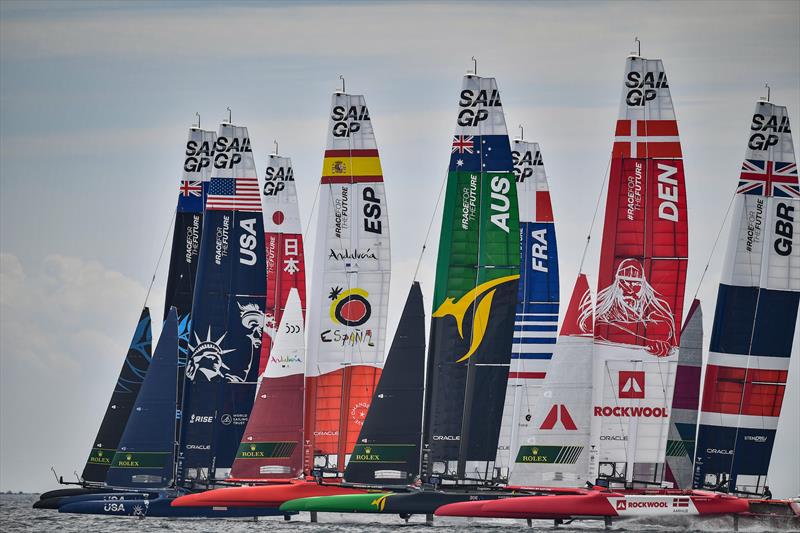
[424, 74, 520, 479]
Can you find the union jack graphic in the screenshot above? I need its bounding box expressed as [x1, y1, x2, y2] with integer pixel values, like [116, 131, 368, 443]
[180, 180, 202, 197]
[452, 135, 474, 154]
[737, 159, 799, 198]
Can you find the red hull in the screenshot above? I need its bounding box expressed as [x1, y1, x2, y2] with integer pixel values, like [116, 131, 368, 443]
[171, 479, 366, 509]
[435, 489, 749, 519]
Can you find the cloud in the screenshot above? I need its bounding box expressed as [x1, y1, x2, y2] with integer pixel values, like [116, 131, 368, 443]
[0, 253, 164, 492]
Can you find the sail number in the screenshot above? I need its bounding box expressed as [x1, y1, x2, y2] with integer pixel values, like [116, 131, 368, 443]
[774, 202, 795, 257]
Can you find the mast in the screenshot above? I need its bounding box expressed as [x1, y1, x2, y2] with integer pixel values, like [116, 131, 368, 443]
[424, 72, 520, 482]
[694, 99, 798, 495]
[588, 53, 688, 486]
[303, 88, 391, 474]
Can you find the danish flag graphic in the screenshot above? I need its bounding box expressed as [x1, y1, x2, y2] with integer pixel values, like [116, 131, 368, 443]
[619, 371, 645, 399]
[612, 120, 681, 159]
[539, 404, 578, 430]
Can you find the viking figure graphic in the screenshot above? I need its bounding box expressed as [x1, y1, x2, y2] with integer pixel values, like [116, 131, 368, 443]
[580, 258, 676, 357]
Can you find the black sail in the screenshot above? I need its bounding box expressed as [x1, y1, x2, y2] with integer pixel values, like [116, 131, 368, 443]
[345, 282, 426, 484]
[81, 308, 153, 483]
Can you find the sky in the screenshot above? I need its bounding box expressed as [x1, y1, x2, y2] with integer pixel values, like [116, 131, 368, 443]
[1, 0, 799, 495]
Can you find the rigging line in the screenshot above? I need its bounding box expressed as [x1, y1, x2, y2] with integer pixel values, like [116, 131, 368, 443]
[413, 171, 447, 281]
[578, 155, 613, 273]
[143, 206, 177, 309]
[690, 190, 736, 302]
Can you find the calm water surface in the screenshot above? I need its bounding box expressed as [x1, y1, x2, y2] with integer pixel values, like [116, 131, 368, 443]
[1, 494, 795, 533]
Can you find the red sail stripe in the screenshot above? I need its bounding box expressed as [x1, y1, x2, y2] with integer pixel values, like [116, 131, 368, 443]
[535, 191, 554, 222]
[508, 372, 546, 379]
[324, 149, 380, 158]
[701, 364, 787, 417]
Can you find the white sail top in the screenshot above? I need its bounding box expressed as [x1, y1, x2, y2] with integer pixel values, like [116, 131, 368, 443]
[262, 154, 302, 234]
[263, 288, 305, 379]
[183, 128, 216, 182]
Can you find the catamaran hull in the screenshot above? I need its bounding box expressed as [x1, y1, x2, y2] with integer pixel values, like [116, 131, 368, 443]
[58, 496, 289, 518]
[171, 480, 366, 508]
[281, 490, 519, 515]
[33, 488, 108, 509]
[435, 490, 750, 519]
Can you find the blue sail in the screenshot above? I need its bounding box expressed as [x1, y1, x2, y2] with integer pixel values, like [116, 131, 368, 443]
[105, 308, 179, 489]
[177, 124, 267, 483]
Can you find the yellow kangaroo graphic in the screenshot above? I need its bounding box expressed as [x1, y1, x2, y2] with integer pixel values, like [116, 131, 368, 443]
[370, 493, 390, 511]
[432, 274, 519, 363]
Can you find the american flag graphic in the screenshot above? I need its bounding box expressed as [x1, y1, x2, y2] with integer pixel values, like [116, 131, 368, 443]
[737, 159, 799, 198]
[206, 176, 262, 211]
[180, 180, 202, 197]
[613, 120, 681, 159]
[451, 135, 475, 154]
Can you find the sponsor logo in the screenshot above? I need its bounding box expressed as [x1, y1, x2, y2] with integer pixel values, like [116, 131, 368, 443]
[774, 202, 794, 256]
[328, 286, 372, 327]
[331, 104, 369, 137]
[706, 447, 734, 455]
[185, 444, 211, 450]
[616, 500, 627, 510]
[239, 218, 259, 265]
[601, 435, 628, 441]
[515, 445, 583, 464]
[432, 435, 460, 441]
[744, 435, 768, 443]
[313, 430, 339, 436]
[619, 371, 646, 399]
[624, 70, 669, 107]
[583, 258, 676, 357]
[221, 414, 233, 426]
[593, 406, 668, 418]
[329, 248, 378, 261]
[539, 404, 578, 430]
[351, 401, 369, 426]
[457, 88, 501, 127]
[189, 414, 214, 423]
[749, 113, 791, 151]
[432, 274, 520, 363]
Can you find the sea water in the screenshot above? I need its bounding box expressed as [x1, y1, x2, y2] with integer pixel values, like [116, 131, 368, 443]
[1, 494, 792, 533]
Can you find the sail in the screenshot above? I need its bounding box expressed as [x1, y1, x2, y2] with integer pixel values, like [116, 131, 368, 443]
[106, 308, 179, 488]
[587, 55, 688, 484]
[82, 308, 152, 483]
[424, 74, 520, 481]
[165, 127, 216, 438]
[259, 154, 307, 376]
[177, 124, 267, 482]
[231, 288, 305, 478]
[508, 274, 593, 487]
[304, 91, 391, 473]
[664, 299, 702, 489]
[496, 140, 560, 477]
[345, 282, 426, 484]
[694, 100, 799, 494]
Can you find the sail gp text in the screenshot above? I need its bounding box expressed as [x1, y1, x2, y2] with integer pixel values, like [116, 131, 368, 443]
[321, 328, 375, 347]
